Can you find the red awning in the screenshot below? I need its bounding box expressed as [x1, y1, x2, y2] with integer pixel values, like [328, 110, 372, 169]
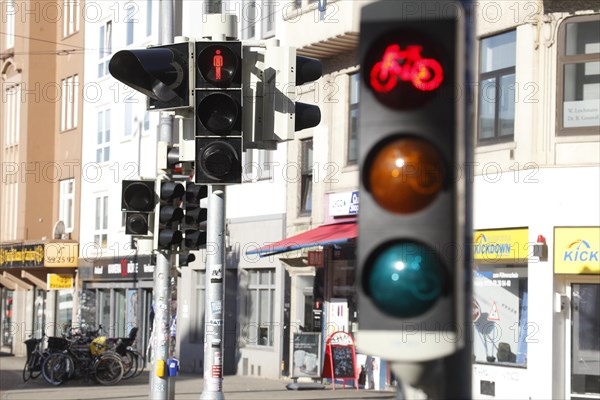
[245, 222, 357, 257]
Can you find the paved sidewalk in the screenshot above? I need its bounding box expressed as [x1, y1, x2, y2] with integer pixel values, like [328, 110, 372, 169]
[1, 356, 397, 400]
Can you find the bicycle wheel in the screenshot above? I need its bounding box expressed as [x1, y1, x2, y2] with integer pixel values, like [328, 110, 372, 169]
[94, 353, 124, 385]
[22, 358, 32, 382]
[134, 349, 146, 377]
[42, 352, 73, 386]
[121, 349, 137, 379]
[30, 351, 43, 379]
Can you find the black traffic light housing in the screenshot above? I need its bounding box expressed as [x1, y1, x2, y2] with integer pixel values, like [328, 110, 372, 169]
[122, 180, 157, 235]
[182, 182, 208, 250]
[155, 178, 185, 249]
[356, 0, 469, 363]
[109, 42, 193, 111]
[194, 40, 243, 185]
[294, 55, 322, 132]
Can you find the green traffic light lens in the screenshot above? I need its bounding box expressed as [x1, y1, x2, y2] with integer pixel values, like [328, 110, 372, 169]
[366, 241, 444, 318]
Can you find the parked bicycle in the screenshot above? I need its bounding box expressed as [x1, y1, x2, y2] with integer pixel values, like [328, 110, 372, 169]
[23, 330, 68, 382]
[41, 325, 124, 386]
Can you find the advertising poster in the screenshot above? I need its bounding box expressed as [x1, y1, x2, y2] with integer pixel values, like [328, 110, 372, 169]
[292, 332, 321, 378]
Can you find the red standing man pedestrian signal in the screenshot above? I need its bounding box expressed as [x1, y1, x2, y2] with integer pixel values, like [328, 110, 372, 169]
[370, 44, 443, 93]
[213, 50, 223, 81]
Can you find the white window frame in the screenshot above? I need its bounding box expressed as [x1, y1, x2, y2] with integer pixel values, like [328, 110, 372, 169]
[97, 109, 111, 163]
[261, 1, 276, 38]
[61, 75, 78, 131]
[59, 179, 75, 233]
[98, 21, 113, 78]
[244, 268, 276, 347]
[5, 0, 15, 48]
[94, 195, 109, 248]
[63, 0, 80, 38]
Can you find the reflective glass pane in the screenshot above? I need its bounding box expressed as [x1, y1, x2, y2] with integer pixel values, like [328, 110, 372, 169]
[480, 31, 516, 73]
[566, 20, 600, 56]
[478, 78, 496, 139]
[499, 74, 516, 136]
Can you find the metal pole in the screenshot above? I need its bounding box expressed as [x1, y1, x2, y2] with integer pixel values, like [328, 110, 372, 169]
[150, 1, 174, 399]
[200, 186, 226, 400]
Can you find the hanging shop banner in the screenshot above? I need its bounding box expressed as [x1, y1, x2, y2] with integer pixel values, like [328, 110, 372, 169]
[48, 274, 74, 290]
[473, 228, 529, 263]
[554, 227, 600, 274]
[0, 241, 78, 268]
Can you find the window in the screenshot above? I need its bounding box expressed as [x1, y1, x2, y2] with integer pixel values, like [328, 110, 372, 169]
[348, 73, 360, 164]
[94, 195, 109, 248]
[472, 264, 528, 367]
[124, 102, 133, 137]
[98, 21, 113, 78]
[242, 1, 258, 39]
[59, 179, 75, 233]
[243, 269, 276, 347]
[61, 75, 78, 131]
[144, 111, 150, 131]
[5, 0, 15, 48]
[478, 30, 516, 144]
[63, 0, 80, 37]
[97, 109, 111, 163]
[2, 83, 20, 241]
[55, 290, 73, 336]
[191, 270, 206, 342]
[262, 1, 276, 38]
[126, 5, 135, 45]
[146, 0, 152, 37]
[243, 149, 273, 181]
[300, 139, 313, 215]
[557, 16, 600, 135]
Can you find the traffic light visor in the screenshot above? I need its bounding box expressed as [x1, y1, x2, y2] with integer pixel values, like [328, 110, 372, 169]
[365, 137, 444, 214]
[109, 48, 187, 103]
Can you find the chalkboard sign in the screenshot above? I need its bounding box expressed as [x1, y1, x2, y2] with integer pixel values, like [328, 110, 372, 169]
[322, 331, 359, 389]
[331, 345, 355, 378]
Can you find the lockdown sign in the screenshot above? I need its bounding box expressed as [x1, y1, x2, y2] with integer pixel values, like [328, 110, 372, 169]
[554, 227, 600, 274]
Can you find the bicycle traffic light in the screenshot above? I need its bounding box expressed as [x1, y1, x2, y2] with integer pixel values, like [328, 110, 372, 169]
[194, 41, 243, 185]
[182, 182, 208, 250]
[155, 177, 185, 249]
[356, 0, 469, 362]
[109, 42, 193, 111]
[121, 180, 157, 235]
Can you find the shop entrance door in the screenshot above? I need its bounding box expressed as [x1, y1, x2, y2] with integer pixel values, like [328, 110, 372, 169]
[570, 283, 600, 399]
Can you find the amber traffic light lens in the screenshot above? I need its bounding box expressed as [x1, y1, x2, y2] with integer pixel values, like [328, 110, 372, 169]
[367, 138, 444, 214]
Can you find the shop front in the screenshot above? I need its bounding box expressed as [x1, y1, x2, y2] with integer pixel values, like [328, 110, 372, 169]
[471, 228, 531, 397]
[78, 254, 156, 353]
[554, 227, 600, 400]
[0, 241, 78, 356]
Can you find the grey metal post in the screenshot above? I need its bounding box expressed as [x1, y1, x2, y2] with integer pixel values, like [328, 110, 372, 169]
[200, 186, 226, 400]
[150, 0, 174, 399]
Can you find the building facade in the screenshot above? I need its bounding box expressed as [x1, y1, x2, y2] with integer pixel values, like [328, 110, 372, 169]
[0, 0, 84, 356]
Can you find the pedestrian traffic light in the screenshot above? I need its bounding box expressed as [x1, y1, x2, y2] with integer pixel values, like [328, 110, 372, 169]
[182, 182, 208, 250]
[121, 180, 157, 235]
[294, 55, 322, 132]
[155, 177, 185, 249]
[194, 40, 243, 184]
[108, 41, 193, 111]
[356, 0, 469, 363]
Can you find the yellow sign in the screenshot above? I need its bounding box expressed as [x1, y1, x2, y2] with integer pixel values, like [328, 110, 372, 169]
[473, 228, 529, 262]
[48, 274, 74, 290]
[554, 227, 600, 274]
[44, 242, 79, 267]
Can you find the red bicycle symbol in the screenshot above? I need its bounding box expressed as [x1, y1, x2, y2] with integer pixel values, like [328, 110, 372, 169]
[370, 44, 444, 93]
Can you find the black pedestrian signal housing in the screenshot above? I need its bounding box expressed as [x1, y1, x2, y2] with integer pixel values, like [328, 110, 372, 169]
[121, 180, 156, 235]
[194, 41, 243, 185]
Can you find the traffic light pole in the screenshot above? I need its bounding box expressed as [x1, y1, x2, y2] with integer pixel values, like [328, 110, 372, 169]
[200, 186, 226, 400]
[150, 0, 175, 399]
